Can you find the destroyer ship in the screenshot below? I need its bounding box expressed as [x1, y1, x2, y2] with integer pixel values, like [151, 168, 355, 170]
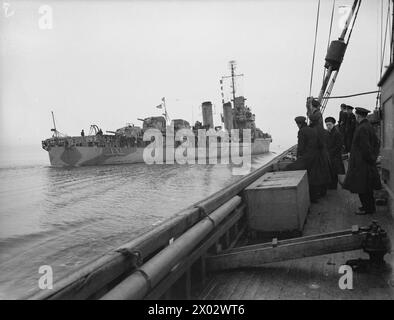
[42, 61, 272, 167]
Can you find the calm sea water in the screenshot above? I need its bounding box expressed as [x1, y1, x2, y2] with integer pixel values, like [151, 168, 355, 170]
[0, 144, 287, 299]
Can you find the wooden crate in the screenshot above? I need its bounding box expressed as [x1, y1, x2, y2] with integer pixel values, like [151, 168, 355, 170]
[244, 170, 310, 236]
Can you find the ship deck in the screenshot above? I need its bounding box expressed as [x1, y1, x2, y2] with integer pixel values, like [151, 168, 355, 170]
[199, 188, 394, 300]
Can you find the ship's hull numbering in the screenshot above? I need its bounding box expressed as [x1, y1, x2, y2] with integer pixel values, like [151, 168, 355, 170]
[46, 138, 271, 167]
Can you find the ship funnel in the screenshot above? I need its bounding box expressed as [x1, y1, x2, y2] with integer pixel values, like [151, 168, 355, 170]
[222, 102, 233, 131]
[201, 101, 214, 128]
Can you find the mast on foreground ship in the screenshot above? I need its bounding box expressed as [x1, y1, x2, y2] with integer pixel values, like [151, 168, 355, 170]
[42, 61, 271, 167]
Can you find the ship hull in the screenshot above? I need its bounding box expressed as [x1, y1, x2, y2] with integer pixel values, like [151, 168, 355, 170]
[46, 139, 271, 167]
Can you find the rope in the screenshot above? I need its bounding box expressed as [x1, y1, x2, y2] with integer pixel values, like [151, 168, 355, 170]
[309, 0, 321, 96]
[321, 0, 362, 114]
[321, 75, 336, 113]
[346, 0, 361, 46]
[380, 0, 384, 77]
[323, 0, 336, 83]
[375, 0, 390, 111]
[321, 90, 380, 99]
[380, 0, 390, 75]
[391, 0, 394, 64]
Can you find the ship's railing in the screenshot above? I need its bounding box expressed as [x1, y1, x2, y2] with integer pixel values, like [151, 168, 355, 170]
[27, 145, 296, 300]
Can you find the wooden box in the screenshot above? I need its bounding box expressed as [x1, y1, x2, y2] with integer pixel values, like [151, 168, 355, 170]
[244, 170, 310, 236]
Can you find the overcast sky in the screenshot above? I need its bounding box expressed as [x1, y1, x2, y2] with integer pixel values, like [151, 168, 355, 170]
[0, 0, 392, 148]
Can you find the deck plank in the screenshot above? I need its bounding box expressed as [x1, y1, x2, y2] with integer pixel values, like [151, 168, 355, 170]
[211, 271, 243, 300]
[239, 269, 260, 299]
[228, 269, 255, 299]
[252, 266, 284, 300]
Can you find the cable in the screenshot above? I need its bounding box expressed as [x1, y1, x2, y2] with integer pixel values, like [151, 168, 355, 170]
[323, 0, 336, 84]
[321, 90, 380, 99]
[346, 0, 362, 45]
[389, 0, 393, 64]
[309, 0, 321, 97]
[380, 0, 391, 75]
[321, 0, 362, 114]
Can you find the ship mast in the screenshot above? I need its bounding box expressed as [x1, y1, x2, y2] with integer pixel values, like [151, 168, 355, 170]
[230, 61, 237, 104]
[162, 97, 170, 124]
[51, 111, 58, 138]
[221, 60, 244, 108]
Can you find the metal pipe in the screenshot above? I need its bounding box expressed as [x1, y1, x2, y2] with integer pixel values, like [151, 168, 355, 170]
[101, 196, 242, 300]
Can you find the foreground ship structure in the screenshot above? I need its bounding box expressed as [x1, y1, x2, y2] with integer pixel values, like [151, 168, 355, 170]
[42, 61, 271, 167]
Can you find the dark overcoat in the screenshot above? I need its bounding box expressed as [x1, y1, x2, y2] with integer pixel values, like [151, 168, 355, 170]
[287, 123, 319, 171]
[308, 124, 332, 187]
[344, 113, 356, 152]
[338, 111, 347, 136]
[327, 126, 345, 175]
[343, 119, 382, 193]
[287, 123, 331, 187]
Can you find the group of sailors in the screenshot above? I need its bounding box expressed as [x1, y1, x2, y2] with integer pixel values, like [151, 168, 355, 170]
[287, 98, 381, 215]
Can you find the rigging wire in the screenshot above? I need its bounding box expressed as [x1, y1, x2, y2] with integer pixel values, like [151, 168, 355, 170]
[321, 90, 380, 99]
[321, 0, 362, 114]
[375, 0, 391, 110]
[380, 0, 384, 77]
[346, 0, 361, 46]
[322, 0, 336, 84]
[389, 1, 393, 64]
[380, 0, 391, 76]
[309, 0, 321, 97]
[391, 0, 394, 64]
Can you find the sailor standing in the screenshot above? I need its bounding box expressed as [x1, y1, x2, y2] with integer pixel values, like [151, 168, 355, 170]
[343, 107, 382, 215]
[338, 104, 347, 141]
[324, 117, 345, 189]
[286, 116, 321, 202]
[344, 105, 356, 153]
[307, 98, 324, 129]
[308, 110, 331, 198]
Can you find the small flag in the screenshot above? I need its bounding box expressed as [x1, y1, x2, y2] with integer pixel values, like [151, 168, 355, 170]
[156, 104, 163, 109]
[161, 97, 165, 102]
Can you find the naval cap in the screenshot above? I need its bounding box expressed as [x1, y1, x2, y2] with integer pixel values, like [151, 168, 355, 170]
[345, 105, 354, 110]
[325, 116, 336, 124]
[311, 99, 320, 107]
[340, 103, 347, 108]
[355, 107, 371, 116]
[294, 116, 307, 123]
